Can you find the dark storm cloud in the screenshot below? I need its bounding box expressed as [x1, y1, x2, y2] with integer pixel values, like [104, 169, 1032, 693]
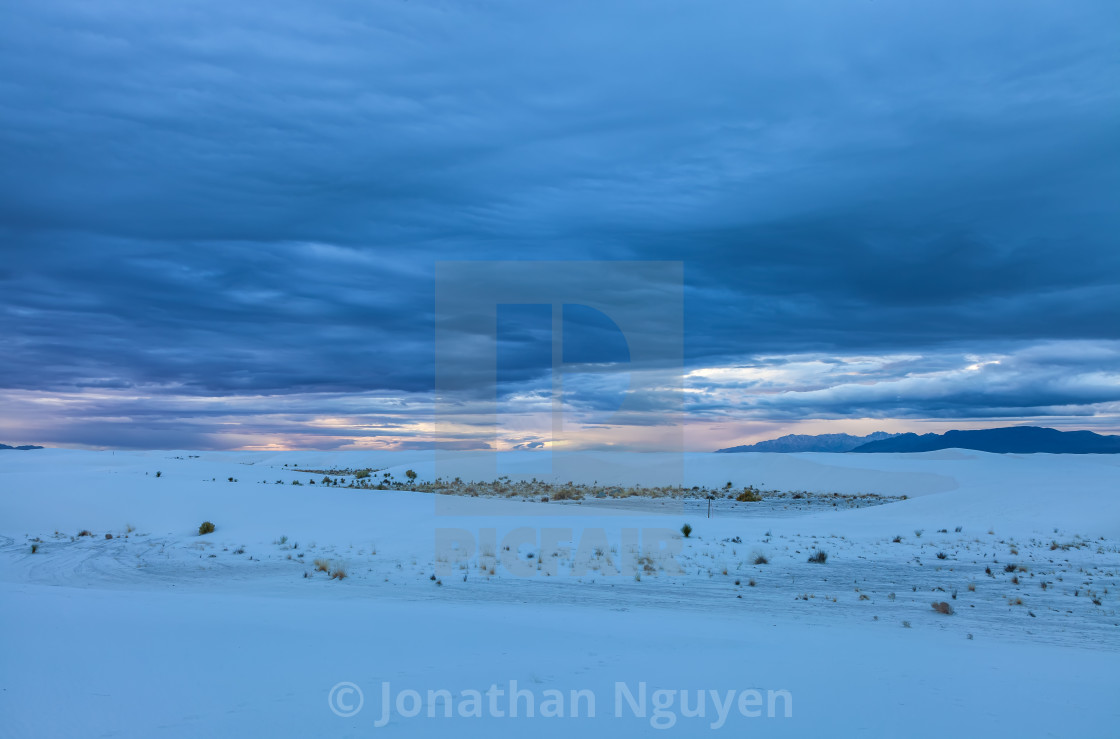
[0, 0, 1117, 447]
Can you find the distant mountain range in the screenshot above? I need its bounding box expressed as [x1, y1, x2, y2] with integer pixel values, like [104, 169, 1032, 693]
[849, 426, 1120, 454]
[716, 432, 899, 453]
[718, 426, 1120, 454]
[0, 443, 43, 450]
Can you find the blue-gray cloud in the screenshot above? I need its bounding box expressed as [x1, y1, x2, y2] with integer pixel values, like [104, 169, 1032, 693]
[1, 0, 1117, 448]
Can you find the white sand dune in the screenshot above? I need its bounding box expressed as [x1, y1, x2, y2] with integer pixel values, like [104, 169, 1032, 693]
[1, 450, 1117, 737]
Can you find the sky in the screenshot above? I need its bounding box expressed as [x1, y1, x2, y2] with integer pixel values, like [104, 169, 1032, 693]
[1, 0, 1118, 451]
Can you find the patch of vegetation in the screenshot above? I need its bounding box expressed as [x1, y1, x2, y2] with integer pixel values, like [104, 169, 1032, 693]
[931, 601, 954, 615]
[807, 549, 828, 564]
[680, 523, 693, 538]
[752, 554, 768, 565]
[735, 486, 762, 502]
[198, 521, 216, 535]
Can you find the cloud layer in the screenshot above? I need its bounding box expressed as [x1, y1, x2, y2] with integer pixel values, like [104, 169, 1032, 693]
[1, 1, 1117, 448]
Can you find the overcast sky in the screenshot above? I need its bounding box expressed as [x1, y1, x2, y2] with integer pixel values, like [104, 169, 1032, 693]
[1, 0, 1118, 450]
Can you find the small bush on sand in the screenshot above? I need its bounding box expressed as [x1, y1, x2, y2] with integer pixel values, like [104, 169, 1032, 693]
[753, 554, 768, 565]
[807, 549, 828, 564]
[314, 558, 331, 573]
[936, 552, 947, 559]
[680, 523, 693, 538]
[931, 601, 954, 615]
[105, 533, 113, 540]
[406, 469, 417, 481]
[31, 543, 38, 554]
[329, 564, 347, 580]
[198, 521, 216, 535]
[354, 469, 372, 480]
[736, 488, 762, 502]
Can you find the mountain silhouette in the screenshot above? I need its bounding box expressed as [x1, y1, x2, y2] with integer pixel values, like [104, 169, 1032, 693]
[850, 426, 1120, 454]
[717, 432, 899, 453]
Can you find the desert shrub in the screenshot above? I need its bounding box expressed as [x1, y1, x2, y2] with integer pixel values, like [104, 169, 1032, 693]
[155, 471, 161, 478]
[968, 583, 976, 592]
[936, 552, 947, 560]
[753, 554, 768, 565]
[552, 487, 582, 501]
[807, 549, 828, 564]
[1004, 563, 1017, 573]
[736, 488, 762, 502]
[77, 530, 92, 537]
[892, 535, 903, 543]
[329, 564, 347, 580]
[954, 526, 963, 532]
[31, 543, 38, 554]
[748, 579, 756, 587]
[406, 469, 417, 481]
[105, 533, 113, 540]
[314, 558, 331, 573]
[198, 521, 216, 535]
[680, 523, 692, 538]
[354, 469, 372, 480]
[931, 601, 954, 615]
